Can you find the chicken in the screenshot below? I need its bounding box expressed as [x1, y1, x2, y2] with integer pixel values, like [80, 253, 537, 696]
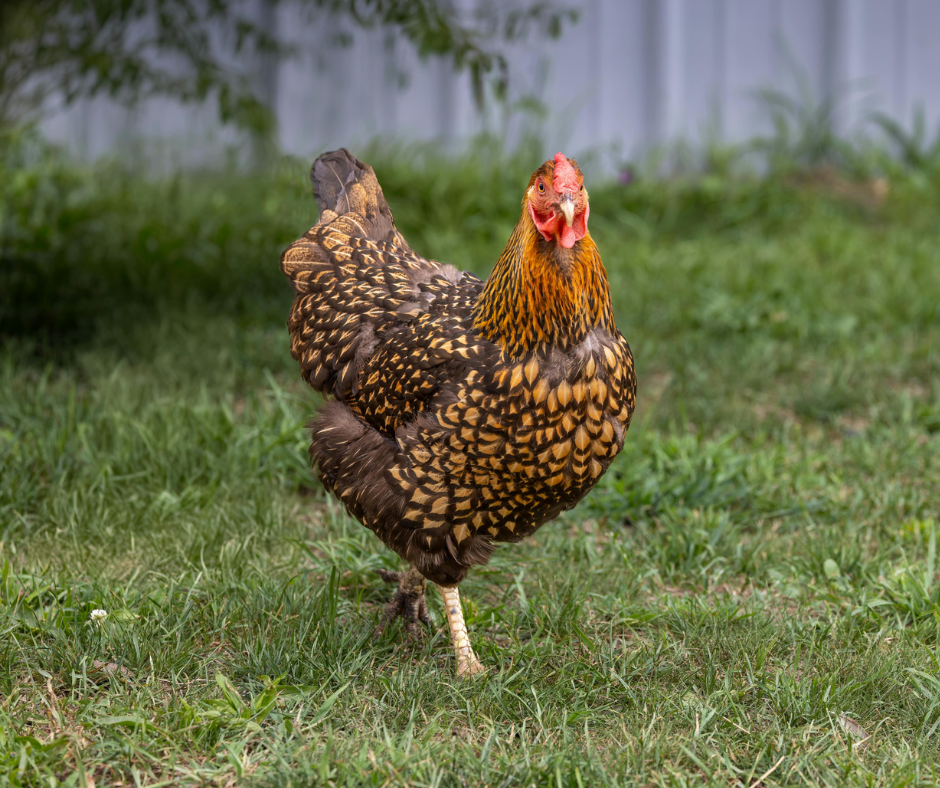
[280, 149, 636, 675]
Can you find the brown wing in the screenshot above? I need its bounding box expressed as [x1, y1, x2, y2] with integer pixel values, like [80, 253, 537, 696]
[350, 272, 508, 436]
[280, 148, 476, 401]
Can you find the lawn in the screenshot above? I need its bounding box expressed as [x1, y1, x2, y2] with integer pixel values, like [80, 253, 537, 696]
[1, 136, 940, 786]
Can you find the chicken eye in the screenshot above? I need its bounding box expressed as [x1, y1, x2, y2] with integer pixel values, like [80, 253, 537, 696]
[579, 184, 584, 192]
[538, 182, 544, 193]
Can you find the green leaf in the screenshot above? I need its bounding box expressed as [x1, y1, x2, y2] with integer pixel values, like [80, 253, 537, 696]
[310, 682, 350, 727]
[216, 673, 246, 713]
[98, 715, 146, 728]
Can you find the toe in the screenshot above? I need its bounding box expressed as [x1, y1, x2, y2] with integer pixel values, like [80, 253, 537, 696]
[456, 658, 486, 677]
[376, 569, 403, 584]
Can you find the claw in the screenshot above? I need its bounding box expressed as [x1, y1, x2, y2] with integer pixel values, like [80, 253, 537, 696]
[374, 566, 430, 639]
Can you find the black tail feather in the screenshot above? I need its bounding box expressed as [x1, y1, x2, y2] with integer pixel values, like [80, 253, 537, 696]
[311, 148, 397, 242]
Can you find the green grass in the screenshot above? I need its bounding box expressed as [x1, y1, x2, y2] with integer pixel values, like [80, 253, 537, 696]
[1, 133, 940, 785]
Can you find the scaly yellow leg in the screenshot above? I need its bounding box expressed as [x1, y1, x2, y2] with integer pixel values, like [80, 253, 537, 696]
[438, 585, 485, 676]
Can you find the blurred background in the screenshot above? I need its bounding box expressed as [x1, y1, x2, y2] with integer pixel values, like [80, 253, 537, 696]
[20, 0, 940, 173]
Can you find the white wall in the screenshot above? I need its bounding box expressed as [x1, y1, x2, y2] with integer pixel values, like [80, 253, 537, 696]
[40, 0, 940, 172]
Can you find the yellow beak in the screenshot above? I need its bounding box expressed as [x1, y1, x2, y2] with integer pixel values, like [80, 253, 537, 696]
[559, 197, 575, 227]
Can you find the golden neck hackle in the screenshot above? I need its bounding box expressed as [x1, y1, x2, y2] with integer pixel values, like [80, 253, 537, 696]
[472, 209, 616, 358]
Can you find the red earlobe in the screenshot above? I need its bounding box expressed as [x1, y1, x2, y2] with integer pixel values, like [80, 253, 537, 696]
[529, 201, 555, 242]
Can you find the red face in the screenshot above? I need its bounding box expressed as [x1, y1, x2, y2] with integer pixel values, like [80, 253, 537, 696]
[528, 153, 590, 249]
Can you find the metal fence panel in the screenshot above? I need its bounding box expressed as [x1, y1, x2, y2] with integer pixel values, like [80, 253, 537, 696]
[39, 0, 940, 170]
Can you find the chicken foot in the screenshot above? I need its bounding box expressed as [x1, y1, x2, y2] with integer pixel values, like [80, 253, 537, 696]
[439, 585, 485, 676]
[374, 565, 430, 638]
[374, 568, 483, 676]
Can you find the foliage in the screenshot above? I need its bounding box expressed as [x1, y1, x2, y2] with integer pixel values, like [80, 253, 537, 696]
[0, 0, 576, 133]
[323, 0, 578, 105]
[871, 107, 940, 186]
[744, 43, 863, 174]
[0, 0, 280, 133]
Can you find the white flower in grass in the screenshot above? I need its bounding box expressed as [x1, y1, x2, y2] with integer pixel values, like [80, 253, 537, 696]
[90, 609, 108, 624]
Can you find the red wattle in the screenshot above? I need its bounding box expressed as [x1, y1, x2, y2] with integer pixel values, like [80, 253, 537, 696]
[559, 223, 577, 248]
[530, 201, 589, 247]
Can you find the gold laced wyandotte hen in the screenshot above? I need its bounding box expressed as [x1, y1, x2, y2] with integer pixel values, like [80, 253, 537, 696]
[280, 149, 636, 675]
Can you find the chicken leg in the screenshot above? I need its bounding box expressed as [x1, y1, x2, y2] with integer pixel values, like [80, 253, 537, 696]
[439, 585, 485, 676]
[375, 565, 430, 638]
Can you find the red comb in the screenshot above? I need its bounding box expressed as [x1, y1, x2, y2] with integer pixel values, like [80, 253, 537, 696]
[552, 152, 579, 193]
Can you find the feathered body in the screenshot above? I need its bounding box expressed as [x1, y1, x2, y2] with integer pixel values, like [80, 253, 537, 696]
[281, 150, 636, 589]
